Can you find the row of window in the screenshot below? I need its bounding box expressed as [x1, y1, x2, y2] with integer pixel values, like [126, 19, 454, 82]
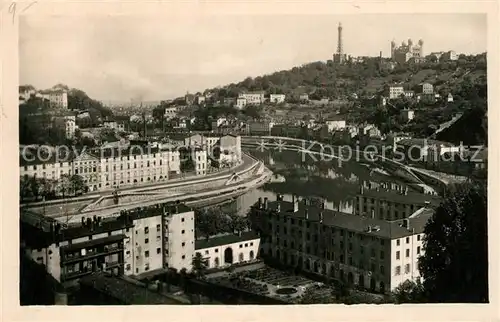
[394, 263, 412, 275]
[395, 247, 421, 260]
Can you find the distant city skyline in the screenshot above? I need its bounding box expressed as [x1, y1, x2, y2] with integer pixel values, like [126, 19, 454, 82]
[20, 14, 487, 102]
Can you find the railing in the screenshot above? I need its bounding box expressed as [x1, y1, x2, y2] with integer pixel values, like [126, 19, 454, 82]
[62, 246, 124, 264]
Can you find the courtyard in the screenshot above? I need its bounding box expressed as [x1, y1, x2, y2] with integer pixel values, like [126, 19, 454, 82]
[206, 265, 336, 303]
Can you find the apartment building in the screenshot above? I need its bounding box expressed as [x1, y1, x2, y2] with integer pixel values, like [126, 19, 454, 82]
[441, 50, 458, 61]
[353, 183, 440, 221]
[325, 119, 346, 132]
[236, 98, 247, 109]
[164, 107, 178, 119]
[386, 86, 405, 100]
[269, 94, 286, 104]
[400, 109, 415, 122]
[184, 134, 221, 151]
[21, 202, 196, 286]
[238, 92, 265, 105]
[64, 116, 76, 139]
[219, 134, 242, 165]
[20, 149, 73, 182]
[97, 146, 181, 189]
[248, 120, 275, 136]
[416, 83, 434, 95]
[48, 91, 68, 109]
[249, 195, 433, 293]
[195, 231, 261, 269]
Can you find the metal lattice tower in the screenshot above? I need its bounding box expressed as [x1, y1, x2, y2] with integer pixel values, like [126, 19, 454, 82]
[337, 22, 343, 56]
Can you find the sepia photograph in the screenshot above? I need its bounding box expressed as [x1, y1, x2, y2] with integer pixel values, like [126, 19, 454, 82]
[17, 12, 488, 306]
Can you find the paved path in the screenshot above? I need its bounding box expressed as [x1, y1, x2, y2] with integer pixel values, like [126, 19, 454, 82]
[21, 154, 255, 207]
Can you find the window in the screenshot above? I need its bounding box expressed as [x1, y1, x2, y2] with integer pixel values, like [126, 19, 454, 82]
[245, 243, 248, 247]
[396, 251, 400, 260]
[182, 242, 185, 247]
[380, 265, 385, 275]
[239, 244, 243, 248]
[417, 234, 421, 241]
[406, 237, 410, 244]
[144, 227, 149, 234]
[395, 266, 401, 275]
[205, 250, 209, 255]
[417, 246, 421, 254]
[145, 238, 149, 244]
[250, 242, 253, 246]
[215, 249, 219, 253]
[156, 224, 161, 232]
[181, 230, 185, 234]
[406, 249, 410, 257]
[145, 263, 150, 271]
[145, 251, 150, 258]
[396, 239, 400, 246]
[126, 264, 131, 271]
[182, 255, 186, 259]
[157, 248, 161, 254]
[181, 217, 185, 222]
[380, 251, 385, 260]
[405, 264, 410, 274]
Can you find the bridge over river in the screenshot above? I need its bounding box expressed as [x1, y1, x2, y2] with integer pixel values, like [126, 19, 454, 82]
[241, 136, 465, 194]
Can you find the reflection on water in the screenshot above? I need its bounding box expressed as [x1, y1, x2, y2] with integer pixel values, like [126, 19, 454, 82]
[220, 149, 404, 216]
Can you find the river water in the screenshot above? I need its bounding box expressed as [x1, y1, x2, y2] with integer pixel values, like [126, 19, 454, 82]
[221, 149, 407, 217]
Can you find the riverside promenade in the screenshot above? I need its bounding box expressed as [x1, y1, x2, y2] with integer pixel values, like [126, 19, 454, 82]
[22, 153, 273, 224]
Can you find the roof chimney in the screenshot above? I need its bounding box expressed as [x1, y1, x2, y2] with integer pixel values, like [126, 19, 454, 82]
[360, 185, 364, 194]
[293, 195, 299, 213]
[403, 219, 410, 229]
[319, 211, 324, 223]
[276, 202, 281, 212]
[263, 197, 269, 210]
[304, 209, 309, 220]
[371, 209, 375, 219]
[258, 197, 263, 209]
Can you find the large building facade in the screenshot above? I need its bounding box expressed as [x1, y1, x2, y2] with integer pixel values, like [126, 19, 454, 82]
[250, 195, 434, 293]
[21, 202, 196, 287]
[20, 146, 182, 192]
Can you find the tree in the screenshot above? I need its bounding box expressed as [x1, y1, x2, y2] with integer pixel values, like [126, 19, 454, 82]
[391, 279, 426, 303]
[70, 174, 86, 195]
[191, 252, 209, 278]
[58, 174, 72, 198]
[418, 182, 488, 303]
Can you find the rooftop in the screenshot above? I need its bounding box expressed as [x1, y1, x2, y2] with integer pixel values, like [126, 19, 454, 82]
[195, 231, 260, 250]
[79, 273, 184, 305]
[359, 187, 441, 206]
[260, 200, 434, 239]
[21, 202, 192, 248]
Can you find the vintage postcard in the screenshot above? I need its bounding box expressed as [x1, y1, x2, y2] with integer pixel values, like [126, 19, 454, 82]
[1, 1, 497, 322]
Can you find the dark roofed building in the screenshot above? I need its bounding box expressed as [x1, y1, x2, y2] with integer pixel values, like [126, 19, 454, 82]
[249, 194, 435, 293]
[78, 272, 186, 305]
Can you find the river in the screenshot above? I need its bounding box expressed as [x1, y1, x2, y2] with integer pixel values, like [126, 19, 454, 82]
[219, 148, 409, 216]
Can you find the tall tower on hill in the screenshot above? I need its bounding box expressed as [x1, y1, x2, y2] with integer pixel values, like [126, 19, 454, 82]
[337, 23, 343, 59]
[333, 22, 347, 64]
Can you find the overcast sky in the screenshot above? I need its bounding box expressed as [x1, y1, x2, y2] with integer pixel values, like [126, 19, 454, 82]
[20, 14, 487, 102]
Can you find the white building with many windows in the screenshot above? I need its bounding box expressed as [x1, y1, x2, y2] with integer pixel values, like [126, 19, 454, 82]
[21, 202, 197, 286]
[269, 94, 286, 104]
[238, 92, 265, 105]
[49, 91, 68, 109]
